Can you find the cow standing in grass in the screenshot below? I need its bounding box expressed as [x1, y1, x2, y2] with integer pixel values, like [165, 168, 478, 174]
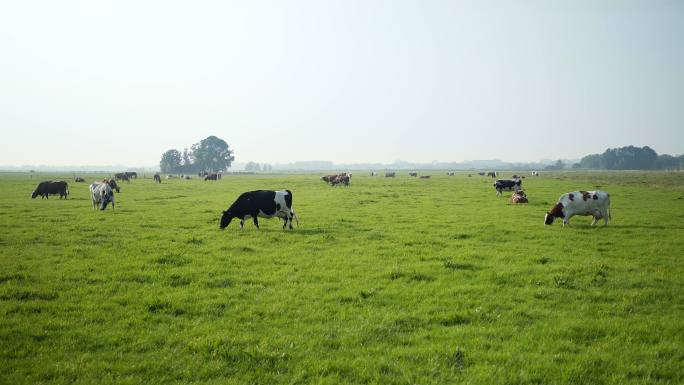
[31, 181, 69, 199]
[545, 190, 611, 226]
[90, 182, 115, 210]
[220, 190, 299, 230]
[154, 174, 161, 183]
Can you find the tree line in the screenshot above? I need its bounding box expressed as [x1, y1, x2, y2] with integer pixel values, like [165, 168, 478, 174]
[160, 136, 235, 173]
[571, 146, 683, 170]
[244, 162, 273, 172]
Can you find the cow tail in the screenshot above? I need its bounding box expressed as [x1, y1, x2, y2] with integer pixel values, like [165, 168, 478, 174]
[292, 210, 300, 226]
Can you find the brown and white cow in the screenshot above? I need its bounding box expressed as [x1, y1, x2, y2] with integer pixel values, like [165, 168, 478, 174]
[544, 190, 611, 226]
[511, 190, 528, 204]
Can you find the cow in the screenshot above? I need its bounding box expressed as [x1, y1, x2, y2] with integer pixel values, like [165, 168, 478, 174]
[511, 174, 520, 179]
[184, 175, 191, 180]
[154, 173, 161, 183]
[447, 172, 455, 176]
[104, 178, 120, 193]
[385, 172, 396, 178]
[511, 190, 528, 204]
[494, 179, 522, 196]
[420, 175, 431, 179]
[31, 181, 69, 199]
[477, 172, 485, 176]
[321, 175, 337, 183]
[114, 173, 130, 183]
[532, 171, 540, 176]
[545, 190, 611, 226]
[220, 190, 299, 230]
[330, 175, 350, 186]
[409, 172, 418, 177]
[89, 182, 115, 210]
[370, 171, 377, 176]
[487, 171, 497, 178]
[74, 177, 85, 182]
[125, 171, 137, 179]
[204, 173, 218, 181]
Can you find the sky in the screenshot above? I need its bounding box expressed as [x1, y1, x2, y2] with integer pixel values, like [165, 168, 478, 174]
[1, 0, 682, 166]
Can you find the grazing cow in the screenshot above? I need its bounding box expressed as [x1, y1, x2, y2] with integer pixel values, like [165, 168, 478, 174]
[104, 178, 120, 193]
[204, 173, 218, 181]
[447, 172, 455, 176]
[330, 175, 350, 186]
[511, 174, 520, 179]
[154, 173, 161, 183]
[124, 172, 137, 179]
[511, 190, 528, 204]
[74, 177, 85, 182]
[420, 175, 431, 179]
[487, 171, 497, 178]
[31, 181, 69, 199]
[220, 190, 299, 230]
[89, 182, 115, 210]
[385, 172, 396, 178]
[409, 172, 418, 177]
[321, 175, 337, 183]
[545, 190, 611, 226]
[114, 173, 130, 183]
[494, 179, 522, 196]
[370, 171, 377, 176]
[477, 172, 485, 176]
[532, 171, 540, 176]
[184, 175, 191, 180]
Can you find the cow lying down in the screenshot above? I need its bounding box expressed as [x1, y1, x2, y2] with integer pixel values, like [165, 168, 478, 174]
[220, 190, 299, 230]
[545, 190, 611, 226]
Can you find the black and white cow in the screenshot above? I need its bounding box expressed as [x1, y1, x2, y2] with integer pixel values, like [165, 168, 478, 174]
[89, 182, 115, 210]
[220, 190, 298, 230]
[545, 190, 611, 226]
[154, 173, 161, 183]
[494, 179, 522, 196]
[31, 181, 69, 199]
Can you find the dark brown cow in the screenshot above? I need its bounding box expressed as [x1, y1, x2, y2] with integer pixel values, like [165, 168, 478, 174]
[31, 181, 69, 199]
[204, 173, 218, 181]
[409, 172, 418, 177]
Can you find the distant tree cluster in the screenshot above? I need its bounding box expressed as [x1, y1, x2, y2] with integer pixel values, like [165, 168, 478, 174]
[160, 136, 235, 173]
[244, 162, 273, 172]
[573, 146, 683, 170]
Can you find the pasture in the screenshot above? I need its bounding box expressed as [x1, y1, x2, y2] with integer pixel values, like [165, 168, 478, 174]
[1, 171, 683, 384]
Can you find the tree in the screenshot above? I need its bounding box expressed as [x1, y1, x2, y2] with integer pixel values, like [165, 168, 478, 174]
[544, 160, 564, 171]
[262, 163, 272, 171]
[245, 162, 261, 171]
[181, 147, 196, 173]
[160, 149, 182, 173]
[191, 136, 235, 172]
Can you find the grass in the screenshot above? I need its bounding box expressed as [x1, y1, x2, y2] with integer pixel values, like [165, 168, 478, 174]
[0, 171, 683, 384]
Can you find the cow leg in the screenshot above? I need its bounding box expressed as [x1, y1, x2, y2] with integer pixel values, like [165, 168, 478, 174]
[288, 214, 294, 229]
[252, 216, 259, 229]
[282, 217, 288, 229]
[563, 216, 570, 227]
[591, 216, 598, 226]
[240, 219, 244, 229]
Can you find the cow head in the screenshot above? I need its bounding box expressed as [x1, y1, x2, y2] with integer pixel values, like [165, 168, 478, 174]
[220, 210, 234, 229]
[31, 190, 38, 199]
[544, 202, 564, 225]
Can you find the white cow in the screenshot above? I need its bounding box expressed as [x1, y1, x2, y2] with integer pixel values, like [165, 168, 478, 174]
[89, 182, 115, 210]
[544, 190, 610, 226]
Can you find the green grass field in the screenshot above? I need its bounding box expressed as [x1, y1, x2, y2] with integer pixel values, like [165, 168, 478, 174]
[1, 171, 683, 384]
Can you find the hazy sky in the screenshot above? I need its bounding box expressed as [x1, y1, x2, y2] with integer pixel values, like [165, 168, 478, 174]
[1, 0, 682, 166]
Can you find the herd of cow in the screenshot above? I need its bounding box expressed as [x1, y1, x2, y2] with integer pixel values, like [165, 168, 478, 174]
[30, 169, 611, 228]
